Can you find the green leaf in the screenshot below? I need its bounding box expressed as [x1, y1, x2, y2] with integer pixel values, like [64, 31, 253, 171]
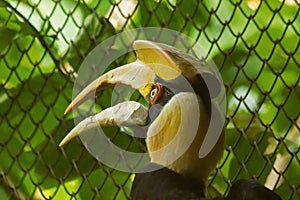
[274, 154, 300, 200]
[34, 119, 98, 186]
[0, 184, 10, 200]
[0, 73, 72, 197]
[0, 35, 57, 89]
[226, 127, 276, 182]
[66, 15, 115, 70]
[78, 169, 131, 199]
[0, 27, 18, 53]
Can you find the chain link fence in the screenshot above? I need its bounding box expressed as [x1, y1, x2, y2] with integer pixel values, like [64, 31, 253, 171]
[0, 0, 299, 199]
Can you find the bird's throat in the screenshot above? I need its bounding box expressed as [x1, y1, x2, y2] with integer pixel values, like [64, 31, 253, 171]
[145, 93, 225, 183]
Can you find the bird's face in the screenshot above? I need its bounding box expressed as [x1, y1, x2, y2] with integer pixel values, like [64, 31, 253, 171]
[60, 40, 225, 182]
[149, 83, 166, 105]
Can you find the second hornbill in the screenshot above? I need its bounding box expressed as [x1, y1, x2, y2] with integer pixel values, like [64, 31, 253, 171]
[59, 40, 282, 200]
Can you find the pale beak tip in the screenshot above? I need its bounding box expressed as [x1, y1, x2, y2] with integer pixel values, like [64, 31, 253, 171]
[64, 103, 73, 115]
[58, 140, 66, 147]
[59, 137, 70, 147]
[59, 127, 79, 147]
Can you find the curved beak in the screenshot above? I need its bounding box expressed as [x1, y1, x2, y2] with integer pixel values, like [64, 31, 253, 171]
[64, 61, 155, 115]
[59, 40, 220, 147]
[60, 40, 186, 147]
[60, 60, 157, 147]
[59, 101, 148, 147]
[64, 40, 189, 115]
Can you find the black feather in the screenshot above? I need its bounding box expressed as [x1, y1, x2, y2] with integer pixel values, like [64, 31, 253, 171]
[131, 163, 206, 200]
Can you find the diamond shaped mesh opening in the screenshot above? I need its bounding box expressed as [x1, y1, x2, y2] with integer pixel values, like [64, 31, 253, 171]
[0, 0, 299, 199]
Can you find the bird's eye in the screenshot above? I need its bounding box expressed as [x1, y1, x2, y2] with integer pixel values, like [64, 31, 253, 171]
[150, 88, 158, 98]
[150, 83, 164, 105]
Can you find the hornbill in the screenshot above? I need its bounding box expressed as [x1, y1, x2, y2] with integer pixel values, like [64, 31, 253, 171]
[59, 40, 282, 200]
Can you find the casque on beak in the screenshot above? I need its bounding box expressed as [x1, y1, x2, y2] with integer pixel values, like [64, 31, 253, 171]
[60, 39, 225, 189]
[59, 40, 191, 147]
[59, 40, 222, 164]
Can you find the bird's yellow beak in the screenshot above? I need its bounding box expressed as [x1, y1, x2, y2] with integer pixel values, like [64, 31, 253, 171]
[59, 40, 221, 148]
[59, 100, 149, 147]
[59, 40, 185, 147]
[63, 60, 155, 115]
[64, 40, 186, 116]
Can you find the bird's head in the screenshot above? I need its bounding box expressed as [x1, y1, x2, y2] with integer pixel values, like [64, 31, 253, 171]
[60, 40, 225, 183]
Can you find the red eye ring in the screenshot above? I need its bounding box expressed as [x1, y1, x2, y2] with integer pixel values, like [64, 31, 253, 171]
[150, 83, 164, 105]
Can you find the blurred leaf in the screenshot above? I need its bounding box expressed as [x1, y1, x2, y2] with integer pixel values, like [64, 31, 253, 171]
[103, 126, 146, 153]
[0, 73, 72, 197]
[67, 15, 115, 70]
[78, 169, 131, 199]
[0, 34, 57, 88]
[0, 2, 59, 89]
[0, 27, 18, 53]
[0, 184, 10, 200]
[0, 0, 298, 199]
[226, 127, 276, 182]
[274, 153, 300, 200]
[34, 119, 98, 187]
[0, 6, 22, 53]
[12, 20, 37, 36]
[284, 138, 300, 153]
[33, 120, 135, 198]
[131, 0, 212, 51]
[88, 0, 113, 18]
[131, 1, 167, 27]
[0, 136, 40, 198]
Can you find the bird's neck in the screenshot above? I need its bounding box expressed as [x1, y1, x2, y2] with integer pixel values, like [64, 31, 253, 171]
[146, 94, 224, 183]
[167, 129, 224, 183]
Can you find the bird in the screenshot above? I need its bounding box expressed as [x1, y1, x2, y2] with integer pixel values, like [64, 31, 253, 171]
[222, 179, 282, 200]
[59, 40, 282, 200]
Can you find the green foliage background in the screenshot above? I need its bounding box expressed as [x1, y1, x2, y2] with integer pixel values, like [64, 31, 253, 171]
[0, 0, 299, 199]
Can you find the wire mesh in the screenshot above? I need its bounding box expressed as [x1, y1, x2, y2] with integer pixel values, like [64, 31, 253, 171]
[0, 0, 299, 199]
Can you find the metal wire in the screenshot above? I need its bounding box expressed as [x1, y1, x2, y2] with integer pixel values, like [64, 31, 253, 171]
[0, 0, 299, 199]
